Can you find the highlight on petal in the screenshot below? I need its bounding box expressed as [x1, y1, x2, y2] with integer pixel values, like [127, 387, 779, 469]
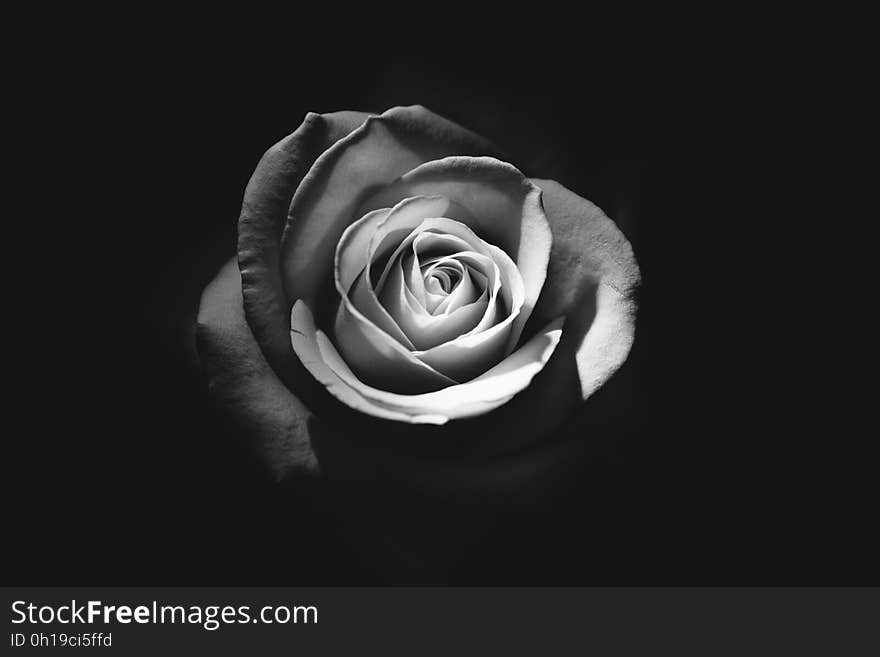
[334, 196, 455, 351]
[374, 217, 519, 336]
[379, 254, 490, 351]
[333, 297, 458, 394]
[332, 196, 476, 393]
[291, 300, 564, 424]
[356, 156, 552, 346]
[381, 251, 491, 350]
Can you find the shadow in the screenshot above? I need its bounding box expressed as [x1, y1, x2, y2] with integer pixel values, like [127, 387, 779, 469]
[304, 412, 597, 581]
[303, 282, 609, 509]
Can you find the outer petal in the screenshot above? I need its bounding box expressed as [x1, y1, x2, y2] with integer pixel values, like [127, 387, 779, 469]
[528, 179, 640, 402]
[237, 110, 371, 384]
[280, 106, 496, 307]
[291, 300, 563, 424]
[196, 258, 319, 481]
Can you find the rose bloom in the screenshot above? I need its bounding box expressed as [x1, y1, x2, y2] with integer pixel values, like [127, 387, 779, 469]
[197, 106, 639, 491]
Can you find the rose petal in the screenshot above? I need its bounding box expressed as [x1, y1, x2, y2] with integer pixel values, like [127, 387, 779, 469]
[336, 207, 416, 349]
[280, 106, 496, 307]
[356, 156, 551, 348]
[197, 258, 319, 481]
[331, 298, 458, 393]
[373, 217, 475, 296]
[333, 196, 454, 350]
[373, 216, 519, 328]
[407, 233, 476, 312]
[528, 179, 640, 401]
[336, 196, 453, 292]
[290, 300, 563, 424]
[411, 303, 513, 381]
[380, 252, 490, 350]
[420, 257, 477, 314]
[238, 110, 372, 383]
[332, 197, 485, 390]
[406, 242, 525, 380]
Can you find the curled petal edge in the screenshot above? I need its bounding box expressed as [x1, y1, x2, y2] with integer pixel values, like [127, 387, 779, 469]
[291, 299, 564, 425]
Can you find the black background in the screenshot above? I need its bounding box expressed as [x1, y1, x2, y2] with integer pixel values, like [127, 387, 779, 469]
[9, 25, 875, 585]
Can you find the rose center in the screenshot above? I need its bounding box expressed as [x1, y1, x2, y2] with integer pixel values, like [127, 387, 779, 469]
[423, 259, 463, 295]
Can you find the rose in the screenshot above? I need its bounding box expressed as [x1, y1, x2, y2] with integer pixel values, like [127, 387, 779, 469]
[293, 153, 561, 423]
[197, 105, 639, 491]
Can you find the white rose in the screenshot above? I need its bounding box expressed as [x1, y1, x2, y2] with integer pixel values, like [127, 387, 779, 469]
[198, 105, 639, 481]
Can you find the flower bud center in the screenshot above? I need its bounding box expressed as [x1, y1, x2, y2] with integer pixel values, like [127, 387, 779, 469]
[423, 260, 463, 295]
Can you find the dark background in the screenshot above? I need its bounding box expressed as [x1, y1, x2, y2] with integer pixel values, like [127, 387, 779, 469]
[9, 31, 875, 585]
